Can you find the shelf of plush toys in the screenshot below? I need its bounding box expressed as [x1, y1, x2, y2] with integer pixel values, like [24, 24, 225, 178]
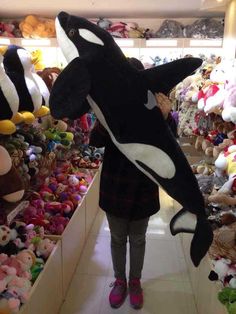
[172, 56, 236, 314]
[0, 114, 103, 313]
[0, 37, 104, 312]
[0, 35, 225, 69]
[0, 14, 226, 68]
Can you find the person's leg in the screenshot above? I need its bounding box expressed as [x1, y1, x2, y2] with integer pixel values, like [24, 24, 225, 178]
[128, 217, 149, 309]
[106, 213, 129, 280]
[128, 217, 149, 280]
[106, 213, 129, 308]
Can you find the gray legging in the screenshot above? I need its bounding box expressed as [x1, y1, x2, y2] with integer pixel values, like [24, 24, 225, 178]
[106, 213, 149, 280]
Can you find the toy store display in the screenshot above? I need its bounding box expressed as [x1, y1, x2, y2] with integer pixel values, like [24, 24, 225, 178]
[174, 57, 236, 313]
[14, 162, 93, 236]
[19, 15, 56, 39]
[0, 14, 224, 41]
[0, 221, 56, 313]
[0, 44, 103, 313]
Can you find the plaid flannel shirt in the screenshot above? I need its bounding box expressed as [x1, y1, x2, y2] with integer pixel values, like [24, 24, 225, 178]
[89, 114, 176, 220]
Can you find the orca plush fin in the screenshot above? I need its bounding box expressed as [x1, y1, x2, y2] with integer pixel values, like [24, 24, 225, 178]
[49, 57, 91, 119]
[190, 217, 213, 267]
[170, 208, 197, 235]
[170, 208, 213, 267]
[143, 58, 203, 95]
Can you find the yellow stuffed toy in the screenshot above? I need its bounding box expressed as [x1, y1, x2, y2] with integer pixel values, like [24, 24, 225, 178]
[19, 15, 56, 39]
[31, 49, 45, 71]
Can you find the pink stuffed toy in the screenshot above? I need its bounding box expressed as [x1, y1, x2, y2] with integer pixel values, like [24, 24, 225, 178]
[7, 276, 32, 304]
[222, 83, 236, 123]
[2, 250, 35, 280]
[107, 22, 128, 38]
[0, 265, 17, 293]
[48, 216, 69, 235]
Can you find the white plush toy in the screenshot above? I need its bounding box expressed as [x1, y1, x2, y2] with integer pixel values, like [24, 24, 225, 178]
[221, 60, 236, 123]
[214, 144, 236, 194]
[198, 61, 233, 114]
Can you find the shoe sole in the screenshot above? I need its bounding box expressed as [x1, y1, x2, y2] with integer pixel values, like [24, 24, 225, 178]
[109, 293, 127, 309]
[131, 304, 143, 310]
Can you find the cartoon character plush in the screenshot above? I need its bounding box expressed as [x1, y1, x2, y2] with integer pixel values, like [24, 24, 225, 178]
[19, 15, 55, 39]
[49, 12, 214, 267]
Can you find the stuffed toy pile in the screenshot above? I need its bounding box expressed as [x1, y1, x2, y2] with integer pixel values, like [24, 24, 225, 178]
[19, 15, 55, 39]
[0, 221, 55, 313]
[14, 161, 93, 235]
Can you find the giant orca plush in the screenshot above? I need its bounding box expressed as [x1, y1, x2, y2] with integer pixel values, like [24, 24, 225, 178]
[49, 11, 213, 267]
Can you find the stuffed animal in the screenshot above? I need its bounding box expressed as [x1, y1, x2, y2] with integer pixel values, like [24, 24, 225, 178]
[7, 276, 31, 304]
[37, 67, 61, 91]
[198, 61, 233, 115]
[0, 226, 19, 256]
[97, 18, 112, 30]
[19, 15, 55, 39]
[0, 22, 15, 38]
[31, 49, 45, 71]
[218, 287, 236, 313]
[221, 62, 236, 124]
[2, 250, 35, 280]
[184, 18, 224, 39]
[107, 22, 128, 38]
[0, 292, 21, 314]
[209, 223, 236, 263]
[3, 45, 49, 123]
[214, 145, 236, 194]
[155, 20, 184, 38]
[0, 146, 25, 203]
[0, 51, 23, 135]
[49, 12, 214, 267]
[0, 265, 16, 293]
[35, 238, 55, 258]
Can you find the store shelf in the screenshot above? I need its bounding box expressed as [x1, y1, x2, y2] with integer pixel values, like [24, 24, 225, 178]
[0, 36, 224, 67]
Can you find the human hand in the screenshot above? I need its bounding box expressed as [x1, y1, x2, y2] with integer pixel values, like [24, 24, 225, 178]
[155, 93, 172, 120]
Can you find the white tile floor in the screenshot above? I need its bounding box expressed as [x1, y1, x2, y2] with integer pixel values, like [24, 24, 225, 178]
[60, 190, 198, 314]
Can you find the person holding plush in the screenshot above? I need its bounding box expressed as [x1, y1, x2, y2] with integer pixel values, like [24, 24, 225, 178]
[89, 57, 177, 310]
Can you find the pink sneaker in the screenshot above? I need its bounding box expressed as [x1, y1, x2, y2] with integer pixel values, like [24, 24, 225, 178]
[109, 278, 127, 308]
[129, 279, 143, 309]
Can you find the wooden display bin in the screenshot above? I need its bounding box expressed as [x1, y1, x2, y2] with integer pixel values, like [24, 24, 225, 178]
[49, 197, 86, 298]
[85, 169, 100, 238]
[19, 240, 63, 314]
[182, 234, 227, 314]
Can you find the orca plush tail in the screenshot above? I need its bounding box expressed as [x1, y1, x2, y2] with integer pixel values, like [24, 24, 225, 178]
[170, 208, 213, 267]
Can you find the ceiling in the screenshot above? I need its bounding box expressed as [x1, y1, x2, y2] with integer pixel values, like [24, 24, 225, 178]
[0, 0, 227, 19]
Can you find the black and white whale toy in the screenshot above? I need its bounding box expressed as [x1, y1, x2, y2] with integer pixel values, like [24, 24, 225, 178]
[49, 12, 213, 267]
